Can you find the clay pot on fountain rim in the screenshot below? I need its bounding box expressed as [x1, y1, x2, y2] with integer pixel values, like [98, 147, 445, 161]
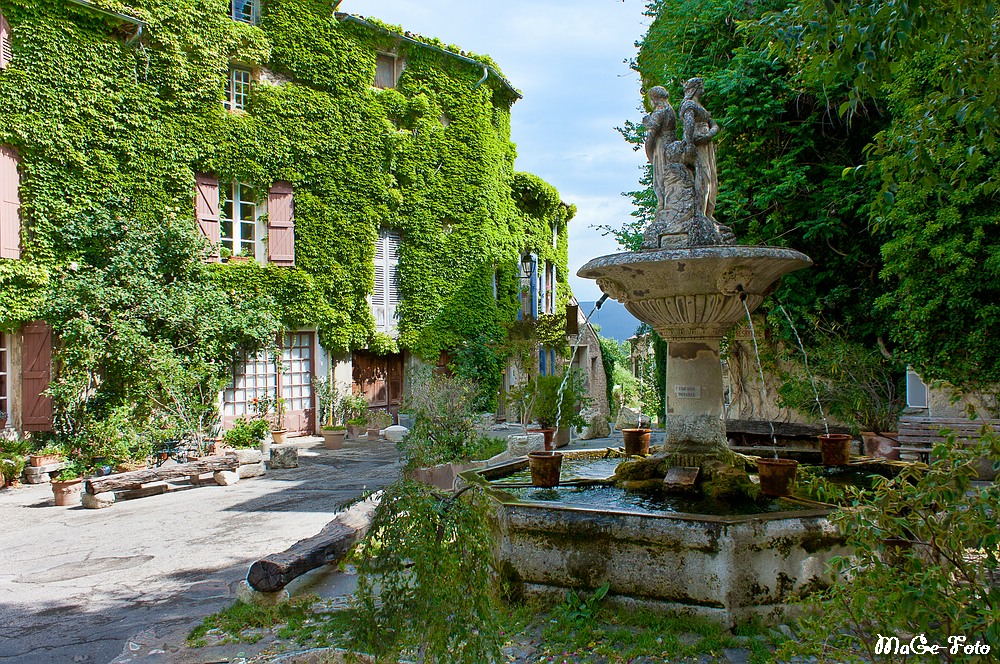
[622, 428, 651, 456]
[527, 428, 556, 451]
[819, 433, 853, 466]
[757, 457, 798, 497]
[527, 450, 563, 487]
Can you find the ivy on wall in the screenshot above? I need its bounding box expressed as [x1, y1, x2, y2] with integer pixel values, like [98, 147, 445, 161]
[0, 0, 571, 364]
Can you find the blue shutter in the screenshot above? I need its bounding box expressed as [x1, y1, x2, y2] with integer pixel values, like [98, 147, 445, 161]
[529, 253, 539, 319]
[539, 344, 547, 375]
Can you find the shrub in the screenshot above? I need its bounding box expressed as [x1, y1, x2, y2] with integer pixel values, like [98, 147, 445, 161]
[780, 425, 1000, 662]
[222, 417, 270, 449]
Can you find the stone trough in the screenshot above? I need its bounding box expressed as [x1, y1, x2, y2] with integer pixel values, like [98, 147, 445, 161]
[461, 451, 848, 627]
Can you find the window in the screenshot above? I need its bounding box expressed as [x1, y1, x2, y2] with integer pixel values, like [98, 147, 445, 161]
[223, 332, 315, 434]
[230, 0, 259, 24]
[221, 182, 265, 260]
[0, 332, 8, 424]
[0, 11, 11, 70]
[371, 229, 401, 332]
[374, 53, 402, 89]
[224, 67, 252, 111]
[906, 369, 929, 410]
[518, 253, 537, 320]
[542, 261, 556, 314]
[0, 145, 19, 259]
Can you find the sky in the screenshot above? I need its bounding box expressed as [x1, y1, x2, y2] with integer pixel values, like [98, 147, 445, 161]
[345, 0, 652, 301]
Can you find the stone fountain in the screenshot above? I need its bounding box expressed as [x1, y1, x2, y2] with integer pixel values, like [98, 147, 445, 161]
[578, 77, 811, 471]
[463, 80, 844, 626]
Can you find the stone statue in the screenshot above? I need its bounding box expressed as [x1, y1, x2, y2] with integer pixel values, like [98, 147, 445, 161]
[680, 77, 719, 220]
[640, 79, 735, 250]
[643, 86, 676, 210]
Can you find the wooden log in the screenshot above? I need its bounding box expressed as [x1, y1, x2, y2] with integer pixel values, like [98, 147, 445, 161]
[247, 493, 381, 593]
[725, 419, 850, 438]
[85, 455, 238, 494]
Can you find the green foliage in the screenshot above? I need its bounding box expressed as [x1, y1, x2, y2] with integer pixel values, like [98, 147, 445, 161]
[598, 334, 634, 419]
[348, 481, 504, 663]
[365, 408, 392, 430]
[777, 333, 905, 434]
[398, 366, 493, 469]
[449, 331, 505, 412]
[221, 416, 269, 449]
[340, 392, 369, 424]
[187, 595, 321, 647]
[528, 371, 589, 430]
[0, 452, 25, 484]
[0, 260, 49, 332]
[550, 583, 610, 627]
[780, 429, 1000, 662]
[53, 458, 85, 481]
[312, 374, 343, 427]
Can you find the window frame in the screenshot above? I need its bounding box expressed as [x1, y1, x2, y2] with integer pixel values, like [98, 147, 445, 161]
[374, 52, 403, 90]
[0, 10, 11, 70]
[220, 181, 267, 262]
[230, 0, 260, 25]
[224, 66, 253, 112]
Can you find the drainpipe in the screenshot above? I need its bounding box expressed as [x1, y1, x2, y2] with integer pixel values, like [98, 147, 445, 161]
[472, 66, 489, 91]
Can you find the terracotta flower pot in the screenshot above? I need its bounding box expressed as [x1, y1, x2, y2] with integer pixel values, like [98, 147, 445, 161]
[271, 429, 288, 445]
[527, 451, 563, 488]
[861, 431, 900, 461]
[528, 428, 556, 451]
[622, 428, 651, 456]
[51, 477, 83, 506]
[347, 423, 365, 439]
[819, 434, 852, 465]
[366, 427, 381, 440]
[30, 454, 62, 468]
[757, 458, 798, 497]
[322, 429, 346, 450]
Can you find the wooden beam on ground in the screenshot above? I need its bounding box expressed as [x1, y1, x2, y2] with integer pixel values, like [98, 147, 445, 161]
[247, 492, 381, 593]
[84, 455, 239, 494]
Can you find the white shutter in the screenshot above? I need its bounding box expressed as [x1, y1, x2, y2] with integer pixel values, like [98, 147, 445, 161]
[372, 229, 402, 331]
[387, 230, 400, 327]
[372, 232, 386, 328]
[0, 12, 11, 70]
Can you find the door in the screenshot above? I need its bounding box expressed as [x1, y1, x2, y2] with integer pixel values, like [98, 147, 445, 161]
[352, 351, 404, 418]
[21, 321, 53, 431]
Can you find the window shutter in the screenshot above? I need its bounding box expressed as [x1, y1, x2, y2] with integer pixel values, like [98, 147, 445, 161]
[386, 230, 400, 327]
[194, 174, 220, 261]
[372, 232, 386, 328]
[0, 11, 11, 70]
[375, 54, 397, 89]
[529, 253, 539, 319]
[0, 146, 20, 260]
[21, 321, 53, 431]
[267, 181, 295, 266]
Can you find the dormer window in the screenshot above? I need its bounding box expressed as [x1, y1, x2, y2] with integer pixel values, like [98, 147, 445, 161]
[374, 53, 403, 89]
[224, 67, 252, 111]
[230, 0, 259, 25]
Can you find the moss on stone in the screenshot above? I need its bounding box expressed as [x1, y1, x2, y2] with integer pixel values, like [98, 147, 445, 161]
[613, 457, 668, 482]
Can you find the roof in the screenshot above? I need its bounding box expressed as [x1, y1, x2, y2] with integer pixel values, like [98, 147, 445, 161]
[334, 13, 522, 100]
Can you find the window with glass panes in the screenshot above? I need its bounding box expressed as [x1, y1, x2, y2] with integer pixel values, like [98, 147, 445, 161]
[223, 333, 314, 433]
[0, 333, 8, 423]
[221, 182, 263, 259]
[230, 0, 259, 24]
[224, 67, 252, 111]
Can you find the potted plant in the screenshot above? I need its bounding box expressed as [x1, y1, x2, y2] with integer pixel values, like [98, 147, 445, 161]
[527, 372, 588, 453]
[271, 397, 288, 446]
[314, 375, 347, 450]
[227, 246, 254, 263]
[366, 408, 392, 440]
[757, 457, 798, 496]
[527, 450, 563, 487]
[222, 416, 269, 451]
[1, 453, 25, 488]
[0, 409, 8, 429]
[342, 393, 369, 439]
[29, 442, 65, 468]
[51, 459, 86, 506]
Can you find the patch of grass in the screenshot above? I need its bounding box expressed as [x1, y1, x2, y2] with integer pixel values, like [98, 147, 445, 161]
[467, 434, 507, 461]
[187, 595, 320, 646]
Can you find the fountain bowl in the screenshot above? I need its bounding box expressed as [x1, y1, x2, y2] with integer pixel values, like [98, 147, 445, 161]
[462, 450, 848, 627]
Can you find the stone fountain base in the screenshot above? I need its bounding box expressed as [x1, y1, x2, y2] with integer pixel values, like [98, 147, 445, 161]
[464, 453, 848, 627]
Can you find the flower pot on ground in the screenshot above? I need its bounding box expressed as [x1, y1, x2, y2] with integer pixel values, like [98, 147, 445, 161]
[270, 429, 288, 445]
[346, 420, 366, 439]
[819, 433, 852, 465]
[527, 451, 563, 488]
[51, 461, 85, 506]
[322, 427, 346, 450]
[366, 408, 392, 441]
[757, 458, 798, 496]
[861, 431, 900, 460]
[622, 428, 651, 456]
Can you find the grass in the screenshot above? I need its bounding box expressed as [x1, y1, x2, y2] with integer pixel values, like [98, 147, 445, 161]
[188, 591, 788, 663]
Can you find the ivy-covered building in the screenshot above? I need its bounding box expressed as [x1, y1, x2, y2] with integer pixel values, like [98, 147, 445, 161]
[0, 0, 577, 439]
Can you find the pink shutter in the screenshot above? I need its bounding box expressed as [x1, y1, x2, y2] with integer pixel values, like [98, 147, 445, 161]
[267, 181, 295, 266]
[0, 145, 20, 260]
[194, 174, 220, 261]
[0, 11, 11, 70]
[21, 321, 53, 432]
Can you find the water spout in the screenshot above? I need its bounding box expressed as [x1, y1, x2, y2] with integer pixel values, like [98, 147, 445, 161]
[778, 304, 829, 436]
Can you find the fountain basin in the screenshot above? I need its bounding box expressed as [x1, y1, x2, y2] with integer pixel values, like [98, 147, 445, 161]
[578, 245, 811, 339]
[462, 451, 848, 627]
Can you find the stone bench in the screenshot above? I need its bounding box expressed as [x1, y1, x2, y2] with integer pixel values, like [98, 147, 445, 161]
[897, 416, 999, 480]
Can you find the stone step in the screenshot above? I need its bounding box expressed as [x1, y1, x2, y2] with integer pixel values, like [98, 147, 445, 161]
[22, 461, 66, 483]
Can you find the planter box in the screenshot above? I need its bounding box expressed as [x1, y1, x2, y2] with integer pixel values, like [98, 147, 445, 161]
[30, 454, 63, 468]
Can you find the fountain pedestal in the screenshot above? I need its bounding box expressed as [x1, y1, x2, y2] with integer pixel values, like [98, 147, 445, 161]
[579, 246, 811, 461]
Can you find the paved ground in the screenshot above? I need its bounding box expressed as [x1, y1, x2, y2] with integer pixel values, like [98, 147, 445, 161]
[0, 437, 402, 664]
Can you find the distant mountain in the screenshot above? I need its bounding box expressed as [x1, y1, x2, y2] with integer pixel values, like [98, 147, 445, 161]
[577, 299, 643, 342]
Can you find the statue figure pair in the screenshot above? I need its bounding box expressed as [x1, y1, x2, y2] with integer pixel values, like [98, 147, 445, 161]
[641, 78, 733, 249]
